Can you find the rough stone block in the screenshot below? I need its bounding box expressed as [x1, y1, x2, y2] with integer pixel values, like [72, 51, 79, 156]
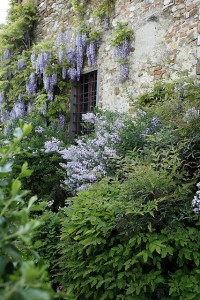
[196, 59, 200, 74]
[197, 47, 200, 58]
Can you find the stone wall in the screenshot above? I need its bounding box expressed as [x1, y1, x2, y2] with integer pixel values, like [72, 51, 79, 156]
[35, 0, 200, 112]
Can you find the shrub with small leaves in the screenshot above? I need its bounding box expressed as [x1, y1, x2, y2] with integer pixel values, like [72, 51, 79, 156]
[0, 123, 53, 300]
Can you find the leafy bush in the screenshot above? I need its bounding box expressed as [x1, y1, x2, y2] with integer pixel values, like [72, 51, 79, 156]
[0, 123, 53, 299]
[58, 142, 198, 299]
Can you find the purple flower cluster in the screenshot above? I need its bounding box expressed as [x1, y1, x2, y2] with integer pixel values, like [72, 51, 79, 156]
[119, 64, 129, 82]
[0, 93, 4, 104]
[67, 68, 77, 81]
[17, 58, 25, 70]
[46, 113, 124, 191]
[44, 137, 62, 153]
[35, 52, 52, 74]
[10, 98, 25, 119]
[58, 114, 65, 128]
[35, 126, 45, 134]
[87, 41, 97, 67]
[192, 182, 200, 214]
[26, 72, 37, 95]
[3, 49, 12, 61]
[75, 32, 87, 80]
[115, 38, 130, 82]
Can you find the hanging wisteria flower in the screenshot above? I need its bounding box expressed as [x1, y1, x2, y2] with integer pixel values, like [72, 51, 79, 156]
[67, 68, 77, 81]
[36, 52, 51, 74]
[75, 32, 88, 80]
[62, 67, 67, 80]
[0, 93, 4, 105]
[115, 38, 130, 60]
[119, 64, 129, 82]
[31, 52, 36, 68]
[87, 41, 97, 67]
[17, 58, 25, 70]
[3, 49, 12, 61]
[58, 114, 65, 128]
[67, 48, 77, 63]
[192, 182, 200, 214]
[26, 72, 37, 95]
[10, 99, 25, 119]
[47, 92, 54, 102]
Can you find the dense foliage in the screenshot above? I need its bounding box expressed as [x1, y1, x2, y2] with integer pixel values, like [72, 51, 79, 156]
[54, 78, 200, 299]
[0, 123, 52, 300]
[0, 1, 200, 299]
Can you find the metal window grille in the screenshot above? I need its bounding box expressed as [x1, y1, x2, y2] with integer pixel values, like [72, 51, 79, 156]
[72, 70, 97, 135]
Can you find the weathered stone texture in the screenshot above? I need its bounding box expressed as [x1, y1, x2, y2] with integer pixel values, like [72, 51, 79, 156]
[34, 0, 200, 112]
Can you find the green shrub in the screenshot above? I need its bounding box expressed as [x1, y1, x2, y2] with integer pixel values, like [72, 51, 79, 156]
[58, 143, 198, 299]
[0, 123, 53, 299]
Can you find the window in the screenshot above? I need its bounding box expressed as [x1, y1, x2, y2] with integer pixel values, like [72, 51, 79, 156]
[71, 70, 98, 136]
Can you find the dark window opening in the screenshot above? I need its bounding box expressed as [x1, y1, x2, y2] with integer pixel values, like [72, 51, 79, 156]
[71, 70, 97, 136]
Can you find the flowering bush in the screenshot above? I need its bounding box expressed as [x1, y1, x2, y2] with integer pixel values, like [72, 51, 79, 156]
[192, 182, 200, 214]
[45, 112, 124, 191]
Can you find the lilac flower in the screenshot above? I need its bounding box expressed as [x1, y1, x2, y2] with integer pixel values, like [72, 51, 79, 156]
[82, 112, 98, 124]
[46, 113, 125, 191]
[44, 137, 61, 153]
[35, 126, 45, 134]
[151, 116, 162, 129]
[192, 182, 200, 214]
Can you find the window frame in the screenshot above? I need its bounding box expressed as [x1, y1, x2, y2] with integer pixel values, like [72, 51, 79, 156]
[69, 68, 99, 137]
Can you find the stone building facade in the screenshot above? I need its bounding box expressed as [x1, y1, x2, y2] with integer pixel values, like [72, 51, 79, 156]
[35, 0, 200, 113]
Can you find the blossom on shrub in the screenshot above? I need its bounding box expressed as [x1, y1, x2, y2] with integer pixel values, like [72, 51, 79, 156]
[44, 137, 62, 153]
[45, 113, 124, 192]
[192, 182, 200, 214]
[184, 107, 199, 123]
